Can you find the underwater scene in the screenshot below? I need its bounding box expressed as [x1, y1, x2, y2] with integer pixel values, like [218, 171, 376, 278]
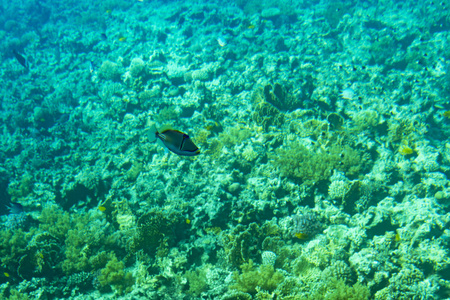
[1, 0, 450, 299]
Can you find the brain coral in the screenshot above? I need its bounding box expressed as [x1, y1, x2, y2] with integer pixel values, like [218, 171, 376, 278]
[99, 61, 121, 81]
[129, 57, 145, 77]
[191, 68, 212, 81]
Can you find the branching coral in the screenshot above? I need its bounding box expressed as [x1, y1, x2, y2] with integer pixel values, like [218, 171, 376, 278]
[308, 278, 370, 300]
[231, 260, 284, 295]
[271, 140, 366, 184]
[98, 253, 134, 294]
[38, 205, 71, 240]
[7, 174, 33, 202]
[0, 228, 35, 278]
[185, 266, 208, 296]
[62, 212, 120, 274]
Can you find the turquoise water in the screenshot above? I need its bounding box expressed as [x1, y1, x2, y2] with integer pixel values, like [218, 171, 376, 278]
[1, 0, 450, 299]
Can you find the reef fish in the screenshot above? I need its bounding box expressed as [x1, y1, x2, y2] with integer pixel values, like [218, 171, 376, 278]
[12, 50, 28, 68]
[339, 87, 355, 100]
[217, 36, 227, 47]
[150, 126, 200, 156]
[6, 202, 23, 214]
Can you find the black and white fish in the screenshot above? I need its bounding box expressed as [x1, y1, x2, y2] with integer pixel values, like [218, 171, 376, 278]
[149, 125, 200, 156]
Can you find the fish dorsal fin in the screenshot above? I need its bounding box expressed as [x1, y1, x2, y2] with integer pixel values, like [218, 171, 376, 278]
[158, 126, 184, 144]
[159, 125, 173, 132]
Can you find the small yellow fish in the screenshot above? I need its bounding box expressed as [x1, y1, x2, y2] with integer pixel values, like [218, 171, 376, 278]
[98, 206, 107, 212]
[118, 37, 127, 42]
[399, 145, 414, 155]
[443, 110, 450, 118]
[185, 218, 191, 224]
[294, 233, 309, 240]
[205, 122, 218, 131]
[248, 24, 255, 29]
[4, 272, 10, 277]
[105, 9, 112, 14]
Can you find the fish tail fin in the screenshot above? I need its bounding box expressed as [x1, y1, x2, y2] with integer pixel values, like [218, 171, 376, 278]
[148, 123, 158, 142]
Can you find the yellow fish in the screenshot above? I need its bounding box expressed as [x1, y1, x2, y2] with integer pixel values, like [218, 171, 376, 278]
[294, 233, 309, 239]
[98, 206, 107, 212]
[248, 24, 255, 29]
[399, 145, 413, 155]
[205, 121, 219, 131]
[118, 37, 127, 42]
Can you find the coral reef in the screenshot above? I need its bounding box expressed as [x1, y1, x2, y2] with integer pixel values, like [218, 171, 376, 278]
[0, 0, 449, 298]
